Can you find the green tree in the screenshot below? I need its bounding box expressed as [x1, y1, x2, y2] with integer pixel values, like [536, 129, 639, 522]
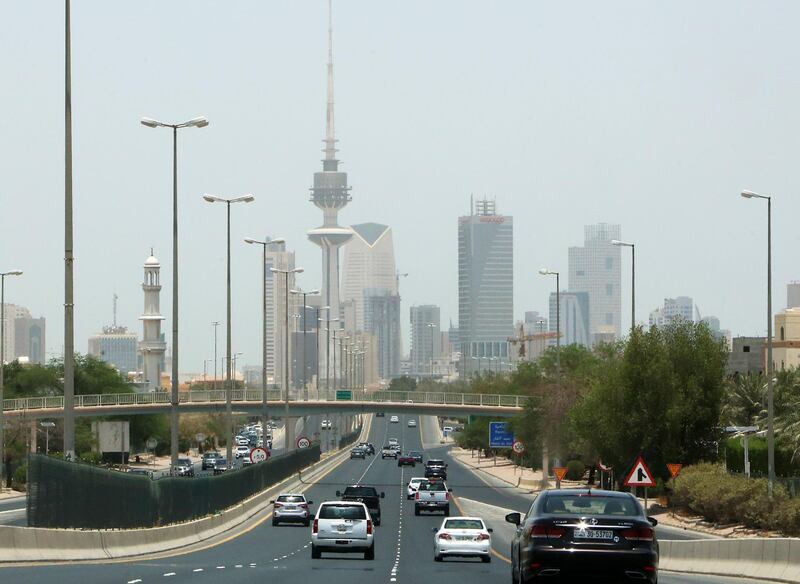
[721, 373, 766, 427]
[388, 376, 417, 392]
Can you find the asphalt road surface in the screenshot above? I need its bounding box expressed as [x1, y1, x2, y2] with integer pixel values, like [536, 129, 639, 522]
[0, 495, 26, 527]
[0, 414, 775, 584]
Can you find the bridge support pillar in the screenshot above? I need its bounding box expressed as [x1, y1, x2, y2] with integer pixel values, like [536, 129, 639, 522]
[285, 417, 296, 452]
[30, 420, 37, 454]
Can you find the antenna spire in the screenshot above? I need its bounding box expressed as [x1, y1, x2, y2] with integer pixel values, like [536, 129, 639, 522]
[323, 0, 338, 169]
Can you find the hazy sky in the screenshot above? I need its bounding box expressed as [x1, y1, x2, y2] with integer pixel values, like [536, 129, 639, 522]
[1, 1, 799, 374]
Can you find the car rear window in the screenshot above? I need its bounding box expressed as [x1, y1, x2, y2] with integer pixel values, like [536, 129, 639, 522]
[419, 482, 446, 492]
[543, 495, 639, 516]
[277, 495, 305, 503]
[319, 504, 367, 520]
[444, 519, 483, 530]
[427, 460, 444, 466]
[343, 487, 378, 498]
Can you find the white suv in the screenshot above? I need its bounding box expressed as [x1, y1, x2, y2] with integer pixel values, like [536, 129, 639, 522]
[311, 501, 375, 560]
[234, 445, 251, 458]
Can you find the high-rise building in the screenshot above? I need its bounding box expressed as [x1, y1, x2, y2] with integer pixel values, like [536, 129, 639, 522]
[364, 291, 401, 379]
[1, 304, 30, 363]
[549, 291, 591, 347]
[89, 326, 138, 374]
[410, 305, 441, 375]
[307, 1, 352, 386]
[14, 315, 45, 364]
[139, 251, 167, 390]
[788, 282, 800, 309]
[568, 223, 621, 344]
[458, 198, 514, 373]
[649, 296, 694, 328]
[265, 238, 296, 387]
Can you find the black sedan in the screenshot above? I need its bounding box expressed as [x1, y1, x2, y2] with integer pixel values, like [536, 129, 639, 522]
[350, 447, 367, 459]
[506, 489, 659, 583]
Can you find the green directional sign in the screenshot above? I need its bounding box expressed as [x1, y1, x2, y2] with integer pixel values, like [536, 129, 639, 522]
[336, 390, 352, 401]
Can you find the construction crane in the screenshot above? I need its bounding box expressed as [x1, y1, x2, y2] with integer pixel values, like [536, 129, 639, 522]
[507, 324, 560, 360]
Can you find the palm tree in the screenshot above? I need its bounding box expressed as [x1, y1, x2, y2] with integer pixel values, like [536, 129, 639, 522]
[721, 373, 766, 427]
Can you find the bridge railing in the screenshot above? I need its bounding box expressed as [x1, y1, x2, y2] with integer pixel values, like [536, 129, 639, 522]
[3, 389, 527, 412]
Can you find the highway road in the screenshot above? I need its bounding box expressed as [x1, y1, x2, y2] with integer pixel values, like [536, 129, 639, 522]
[0, 496, 26, 527]
[0, 414, 776, 584]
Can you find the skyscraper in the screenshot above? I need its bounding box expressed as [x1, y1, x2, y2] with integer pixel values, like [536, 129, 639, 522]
[265, 238, 296, 386]
[568, 223, 621, 344]
[410, 305, 441, 375]
[139, 251, 167, 390]
[649, 296, 694, 328]
[549, 291, 591, 347]
[364, 291, 401, 379]
[788, 282, 800, 309]
[14, 315, 45, 364]
[458, 198, 514, 373]
[307, 0, 352, 385]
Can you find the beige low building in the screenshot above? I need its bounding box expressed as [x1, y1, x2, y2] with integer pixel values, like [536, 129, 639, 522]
[772, 308, 800, 370]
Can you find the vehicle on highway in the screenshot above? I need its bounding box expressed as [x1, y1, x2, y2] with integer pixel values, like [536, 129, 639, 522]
[321, 420, 332, 429]
[213, 457, 230, 475]
[407, 477, 429, 499]
[358, 442, 375, 455]
[350, 446, 367, 459]
[506, 489, 659, 583]
[443, 426, 453, 433]
[201, 451, 220, 470]
[311, 501, 374, 560]
[407, 419, 417, 427]
[415, 479, 451, 516]
[375, 412, 385, 417]
[235, 435, 249, 446]
[171, 457, 195, 477]
[128, 468, 153, 479]
[381, 446, 398, 459]
[433, 516, 492, 563]
[235, 445, 251, 458]
[409, 450, 424, 464]
[424, 459, 448, 480]
[390, 415, 399, 423]
[388, 437, 399, 447]
[335, 485, 385, 526]
[397, 452, 416, 467]
[272, 493, 313, 526]
[242, 457, 253, 467]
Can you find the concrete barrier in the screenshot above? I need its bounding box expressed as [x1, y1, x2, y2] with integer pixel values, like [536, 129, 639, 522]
[0, 417, 371, 563]
[660, 538, 800, 583]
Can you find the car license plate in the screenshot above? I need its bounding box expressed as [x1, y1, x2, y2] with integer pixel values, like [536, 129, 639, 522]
[284, 506, 296, 511]
[574, 529, 614, 540]
[456, 535, 473, 541]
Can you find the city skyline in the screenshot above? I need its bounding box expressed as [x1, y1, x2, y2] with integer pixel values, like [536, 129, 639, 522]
[2, 2, 799, 374]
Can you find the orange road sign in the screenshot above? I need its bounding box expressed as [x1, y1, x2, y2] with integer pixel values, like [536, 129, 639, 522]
[553, 467, 568, 482]
[667, 463, 683, 478]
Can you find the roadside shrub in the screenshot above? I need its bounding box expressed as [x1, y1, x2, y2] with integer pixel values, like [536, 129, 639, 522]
[566, 459, 585, 481]
[672, 463, 793, 533]
[13, 463, 27, 487]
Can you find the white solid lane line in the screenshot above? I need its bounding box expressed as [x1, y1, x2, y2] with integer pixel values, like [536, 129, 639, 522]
[126, 580, 142, 584]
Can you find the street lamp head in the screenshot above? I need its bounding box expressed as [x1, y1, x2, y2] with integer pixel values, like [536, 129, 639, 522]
[293, 267, 305, 274]
[203, 194, 221, 203]
[611, 239, 633, 247]
[244, 238, 258, 245]
[741, 190, 757, 199]
[184, 116, 209, 128]
[231, 195, 255, 204]
[270, 237, 286, 245]
[140, 117, 161, 128]
[3, 270, 23, 276]
[538, 268, 556, 276]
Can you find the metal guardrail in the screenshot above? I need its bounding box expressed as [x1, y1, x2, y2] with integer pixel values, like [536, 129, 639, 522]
[2, 389, 527, 413]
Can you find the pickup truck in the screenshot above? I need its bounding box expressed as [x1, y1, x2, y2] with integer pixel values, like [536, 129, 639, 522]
[414, 479, 451, 516]
[381, 446, 398, 459]
[397, 452, 416, 467]
[335, 485, 385, 526]
[424, 459, 448, 480]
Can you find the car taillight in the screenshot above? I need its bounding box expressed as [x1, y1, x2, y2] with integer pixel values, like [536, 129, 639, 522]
[445, 492, 450, 501]
[300, 503, 308, 509]
[438, 533, 452, 540]
[312, 519, 318, 534]
[367, 520, 373, 535]
[273, 502, 283, 508]
[476, 533, 490, 541]
[621, 527, 654, 542]
[530, 525, 565, 539]
[415, 492, 420, 500]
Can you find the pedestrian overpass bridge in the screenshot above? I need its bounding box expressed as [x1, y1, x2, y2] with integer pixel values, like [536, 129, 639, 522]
[2, 389, 526, 420]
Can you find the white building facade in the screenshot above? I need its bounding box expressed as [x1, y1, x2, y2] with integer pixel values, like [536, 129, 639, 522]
[139, 252, 167, 391]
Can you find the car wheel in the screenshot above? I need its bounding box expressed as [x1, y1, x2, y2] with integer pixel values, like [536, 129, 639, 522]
[434, 554, 443, 562]
[303, 518, 310, 527]
[481, 555, 491, 563]
[414, 506, 420, 516]
[443, 507, 450, 516]
[375, 517, 381, 526]
[364, 545, 375, 560]
[411, 463, 415, 467]
[311, 545, 321, 559]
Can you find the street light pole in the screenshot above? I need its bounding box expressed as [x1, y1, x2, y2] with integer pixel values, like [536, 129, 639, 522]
[291, 289, 319, 401]
[741, 189, 775, 497]
[0, 270, 23, 485]
[539, 269, 561, 379]
[245, 237, 286, 438]
[612, 240, 635, 333]
[141, 115, 208, 467]
[203, 194, 254, 466]
[212, 321, 220, 390]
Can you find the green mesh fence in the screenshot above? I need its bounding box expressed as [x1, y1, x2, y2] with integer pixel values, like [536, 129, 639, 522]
[27, 444, 321, 529]
[339, 425, 363, 450]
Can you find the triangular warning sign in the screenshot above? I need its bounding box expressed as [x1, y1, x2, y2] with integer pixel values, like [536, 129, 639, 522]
[553, 467, 568, 481]
[666, 463, 682, 478]
[623, 455, 656, 487]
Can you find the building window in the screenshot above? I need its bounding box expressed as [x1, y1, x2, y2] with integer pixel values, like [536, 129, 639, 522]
[576, 270, 585, 276]
[781, 326, 785, 341]
[605, 257, 613, 269]
[743, 346, 750, 353]
[605, 313, 613, 325]
[606, 283, 613, 296]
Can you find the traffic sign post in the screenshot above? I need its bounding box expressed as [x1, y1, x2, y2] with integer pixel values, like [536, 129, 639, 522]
[667, 463, 682, 479]
[296, 436, 311, 449]
[553, 466, 568, 488]
[335, 390, 352, 401]
[512, 441, 525, 454]
[489, 422, 514, 448]
[623, 455, 657, 510]
[250, 447, 269, 464]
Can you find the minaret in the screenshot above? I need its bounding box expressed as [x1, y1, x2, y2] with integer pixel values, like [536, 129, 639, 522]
[139, 249, 167, 391]
[307, 0, 353, 384]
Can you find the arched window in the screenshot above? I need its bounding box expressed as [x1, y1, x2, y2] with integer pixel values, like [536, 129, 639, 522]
[781, 326, 785, 341]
